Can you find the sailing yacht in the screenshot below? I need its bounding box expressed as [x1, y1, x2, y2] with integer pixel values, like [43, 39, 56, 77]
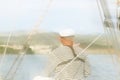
[0, 0, 120, 80]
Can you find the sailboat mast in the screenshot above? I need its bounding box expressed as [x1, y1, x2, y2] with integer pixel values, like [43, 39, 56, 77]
[117, 0, 120, 30]
[99, 0, 114, 28]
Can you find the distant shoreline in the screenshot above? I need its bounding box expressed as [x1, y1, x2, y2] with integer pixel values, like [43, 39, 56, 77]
[0, 45, 115, 54]
[0, 32, 114, 54]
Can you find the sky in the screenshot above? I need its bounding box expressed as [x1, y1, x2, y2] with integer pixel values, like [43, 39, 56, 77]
[0, 0, 116, 34]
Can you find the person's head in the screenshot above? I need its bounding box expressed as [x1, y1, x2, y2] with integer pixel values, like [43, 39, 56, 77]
[59, 29, 75, 47]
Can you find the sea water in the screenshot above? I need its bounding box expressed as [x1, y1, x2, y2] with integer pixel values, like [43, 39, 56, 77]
[0, 54, 48, 80]
[0, 54, 119, 80]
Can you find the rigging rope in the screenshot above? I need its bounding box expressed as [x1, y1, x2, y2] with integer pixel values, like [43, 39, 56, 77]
[0, 32, 12, 71]
[96, 0, 111, 53]
[96, 0, 120, 75]
[4, 0, 53, 79]
[96, 0, 116, 60]
[117, 0, 120, 30]
[99, 0, 120, 56]
[115, 0, 120, 76]
[97, 0, 120, 54]
[116, 0, 120, 57]
[97, 0, 120, 79]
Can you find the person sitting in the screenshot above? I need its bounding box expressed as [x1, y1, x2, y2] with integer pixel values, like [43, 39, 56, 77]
[44, 29, 91, 80]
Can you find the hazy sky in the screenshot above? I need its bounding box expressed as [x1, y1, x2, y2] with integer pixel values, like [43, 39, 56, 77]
[0, 0, 116, 34]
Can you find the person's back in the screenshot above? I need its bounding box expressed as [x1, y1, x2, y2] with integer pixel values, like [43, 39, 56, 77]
[49, 44, 90, 80]
[44, 29, 91, 80]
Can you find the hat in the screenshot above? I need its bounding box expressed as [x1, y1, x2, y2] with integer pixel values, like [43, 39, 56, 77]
[59, 29, 75, 37]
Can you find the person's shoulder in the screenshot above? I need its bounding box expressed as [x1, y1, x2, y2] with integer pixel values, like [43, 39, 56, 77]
[73, 43, 82, 49]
